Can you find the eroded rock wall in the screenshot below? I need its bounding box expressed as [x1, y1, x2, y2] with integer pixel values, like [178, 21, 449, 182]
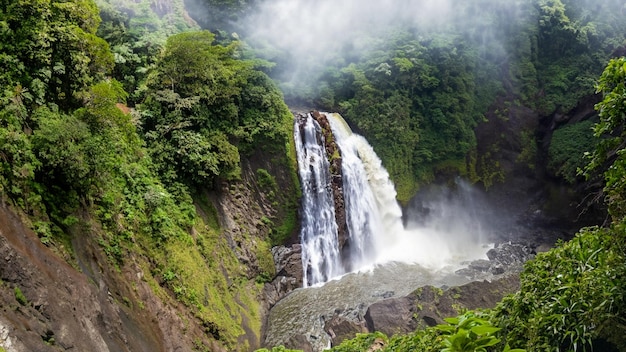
[0, 139, 300, 351]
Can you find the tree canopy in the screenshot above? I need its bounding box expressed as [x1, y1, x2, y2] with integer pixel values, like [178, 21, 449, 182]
[0, 0, 113, 110]
[139, 30, 292, 188]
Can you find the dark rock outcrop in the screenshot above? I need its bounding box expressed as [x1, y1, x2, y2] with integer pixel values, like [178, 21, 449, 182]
[263, 245, 303, 308]
[324, 315, 368, 347]
[363, 275, 520, 337]
[456, 242, 535, 279]
[364, 295, 420, 336]
[272, 244, 304, 283]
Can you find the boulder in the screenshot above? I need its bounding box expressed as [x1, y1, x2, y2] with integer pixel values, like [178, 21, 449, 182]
[272, 244, 303, 284]
[264, 245, 303, 308]
[363, 275, 521, 336]
[456, 242, 534, 278]
[324, 315, 368, 347]
[364, 296, 419, 336]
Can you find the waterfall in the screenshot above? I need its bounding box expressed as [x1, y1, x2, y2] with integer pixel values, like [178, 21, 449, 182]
[295, 112, 405, 286]
[295, 112, 490, 287]
[294, 114, 342, 286]
[326, 115, 404, 269]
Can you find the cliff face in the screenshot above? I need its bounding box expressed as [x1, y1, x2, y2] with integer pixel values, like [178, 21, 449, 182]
[0, 145, 299, 351]
[471, 92, 606, 241]
[0, 204, 174, 351]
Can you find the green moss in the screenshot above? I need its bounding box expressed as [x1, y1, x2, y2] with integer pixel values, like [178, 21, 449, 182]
[271, 205, 297, 246]
[255, 239, 276, 282]
[256, 168, 278, 191]
[14, 286, 27, 306]
[195, 194, 221, 231]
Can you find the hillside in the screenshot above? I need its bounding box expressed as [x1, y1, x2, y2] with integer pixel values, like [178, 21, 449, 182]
[0, 0, 299, 350]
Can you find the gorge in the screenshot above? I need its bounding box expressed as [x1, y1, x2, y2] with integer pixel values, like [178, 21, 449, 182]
[264, 111, 533, 351]
[1, 0, 626, 351]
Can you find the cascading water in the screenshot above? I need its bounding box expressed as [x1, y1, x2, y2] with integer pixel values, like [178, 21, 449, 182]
[294, 114, 342, 286]
[294, 112, 489, 286]
[295, 112, 412, 286]
[326, 115, 404, 270]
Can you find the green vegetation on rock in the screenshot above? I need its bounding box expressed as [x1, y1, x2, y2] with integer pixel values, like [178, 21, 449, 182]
[245, 0, 625, 197]
[548, 119, 597, 183]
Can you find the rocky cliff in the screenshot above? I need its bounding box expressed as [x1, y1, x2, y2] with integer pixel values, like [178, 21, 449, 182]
[0, 145, 299, 351]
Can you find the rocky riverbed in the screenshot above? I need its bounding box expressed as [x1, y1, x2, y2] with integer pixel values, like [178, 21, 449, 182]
[262, 241, 535, 351]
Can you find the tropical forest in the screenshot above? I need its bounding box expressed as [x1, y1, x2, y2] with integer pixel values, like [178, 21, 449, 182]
[0, 0, 625, 351]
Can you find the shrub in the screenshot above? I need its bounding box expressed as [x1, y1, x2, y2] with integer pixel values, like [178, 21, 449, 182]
[492, 225, 626, 351]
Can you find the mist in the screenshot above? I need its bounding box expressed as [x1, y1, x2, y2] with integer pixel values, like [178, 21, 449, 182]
[235, 0, 523, 92]
[245, 0, 453, 53]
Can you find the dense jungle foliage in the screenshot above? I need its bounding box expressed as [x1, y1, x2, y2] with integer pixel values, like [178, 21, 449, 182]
[241, 0, 626, 200]
[0, 0, 296, 349]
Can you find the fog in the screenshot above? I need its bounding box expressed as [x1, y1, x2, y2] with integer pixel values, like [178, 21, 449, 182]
[245, 0, 453, 53]
[244, 0, 447, 82]
[226, 0, 528, 94]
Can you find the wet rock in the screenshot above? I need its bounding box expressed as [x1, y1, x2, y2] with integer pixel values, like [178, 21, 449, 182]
[372, 290, 394, 299]
[457, 242, 534, 279]
[363, 276, 521, 336]
[364, 296, 419, 336]
[263, 244, 304, 308]
[324, 315, 367, 347]
[263, 276, 299, 309]
[272, 244, 303, 284]
[487, 242, 534, 267]
[468, 259, 492, 272]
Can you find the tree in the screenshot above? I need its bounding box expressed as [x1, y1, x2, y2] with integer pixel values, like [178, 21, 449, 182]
[584, 57, 626, 221]
[33, 80, 138, 208]
[0, 0, 113, 110]
[140, 30, 291, 189]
